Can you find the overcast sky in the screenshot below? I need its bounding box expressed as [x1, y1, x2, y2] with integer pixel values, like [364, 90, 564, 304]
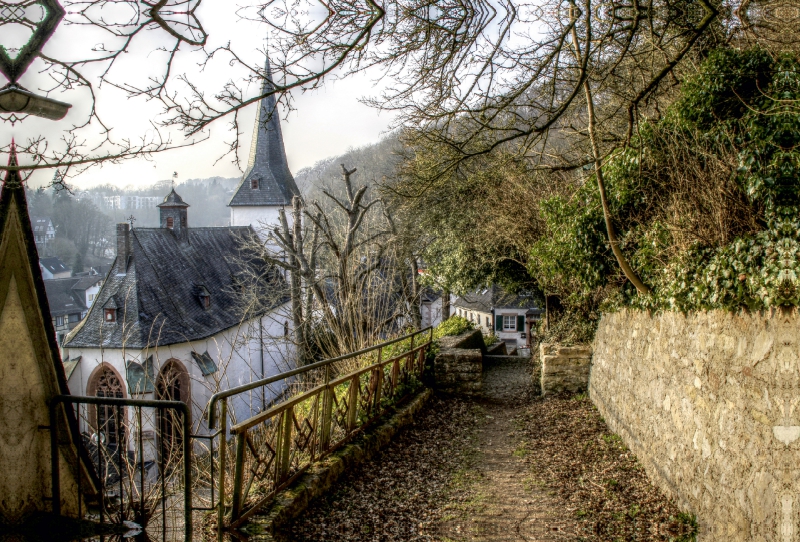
[12, 1, 397, 189]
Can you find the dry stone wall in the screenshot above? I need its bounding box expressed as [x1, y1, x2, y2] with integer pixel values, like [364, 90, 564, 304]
[434, 329, 485, 396]
[590, 308, 800, 541]
[540, 343, 592, 396]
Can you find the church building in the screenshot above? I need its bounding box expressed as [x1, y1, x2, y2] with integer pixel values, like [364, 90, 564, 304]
[228, 57, 301, 231]
[62, 60, 301, 449]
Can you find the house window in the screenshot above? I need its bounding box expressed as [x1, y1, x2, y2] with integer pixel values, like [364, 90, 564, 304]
[251, 178, 259, 189]
[200, 295, 210, 309]
[104, 308, 116, 323]
[485, 316, 490, 327]
[56, 315, 65, 326]
[69, 313, 80, 323]
[503, 315, 517, 331]
[166, 216, 174, 229]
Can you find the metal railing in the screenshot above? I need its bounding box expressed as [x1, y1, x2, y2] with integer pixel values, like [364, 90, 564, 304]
[49, 395, 193, 542]
[207, 326, 434, 530]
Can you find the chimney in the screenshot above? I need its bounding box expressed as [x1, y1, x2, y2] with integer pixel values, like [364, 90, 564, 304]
[116, 223, 131, 271]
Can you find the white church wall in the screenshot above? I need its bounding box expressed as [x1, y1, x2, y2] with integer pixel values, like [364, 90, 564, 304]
[230, 206, 292, 235]
[65, 302, 296, 454]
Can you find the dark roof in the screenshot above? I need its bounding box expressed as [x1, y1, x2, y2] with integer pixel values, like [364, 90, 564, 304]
[71, 274, 103, 291]
[453, 285, 542, 313]
[228, 57, 300, 207]
[65, 225, 288, 349]
[40, 256, 69, 274]
[44, 278, 88, 316]
[158, 189, 189, 208]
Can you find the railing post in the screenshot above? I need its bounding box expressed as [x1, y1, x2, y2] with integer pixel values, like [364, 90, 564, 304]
[320, 366, 333, 451]
[346, 375, 359, 432]
[231, 432, 246, 521]
[278, 406, 293, 481]
[182, 405, 193, 541]
[217, 399, 228, 539]
[374, 349, 384, 411]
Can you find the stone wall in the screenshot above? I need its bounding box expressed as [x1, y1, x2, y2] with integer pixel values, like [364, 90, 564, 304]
[434, 348, 482, 395]
[590, 308, 800, 540]
[540, 343, 592, 396]
[434, 329, 485, 395]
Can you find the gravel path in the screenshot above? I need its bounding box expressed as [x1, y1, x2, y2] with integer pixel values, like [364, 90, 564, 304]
[275, 357, 696, 542]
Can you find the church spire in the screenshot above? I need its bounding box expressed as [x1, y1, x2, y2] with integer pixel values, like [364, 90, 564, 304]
[228, 56, 300, 208]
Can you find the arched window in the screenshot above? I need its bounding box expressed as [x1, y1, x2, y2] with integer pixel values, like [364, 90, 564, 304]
[87, 365, 126, 449]
[166, 216, 174, 229]
[251, 177, 259, 189]
[156, 360, 190, 464]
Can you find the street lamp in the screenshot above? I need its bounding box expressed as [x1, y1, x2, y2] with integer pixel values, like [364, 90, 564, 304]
[0, 84, 71, 121]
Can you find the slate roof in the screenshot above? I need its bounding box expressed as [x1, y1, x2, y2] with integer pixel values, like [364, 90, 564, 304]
[71, 274, 103, 291]
[158, 189, 189, 207]
[44, 278, 88, 317]
[40, 256, 70, 275]
[64, 225, 288, 349]
[453, 285, 542, 314]
[228, 57, 300, 207]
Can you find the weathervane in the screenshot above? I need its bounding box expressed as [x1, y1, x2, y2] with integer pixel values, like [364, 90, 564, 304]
[127, 215, 136, 228]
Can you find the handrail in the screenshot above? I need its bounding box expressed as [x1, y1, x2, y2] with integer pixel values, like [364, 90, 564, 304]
[229, 341, 432, 434]
[207, 326, 432, 429]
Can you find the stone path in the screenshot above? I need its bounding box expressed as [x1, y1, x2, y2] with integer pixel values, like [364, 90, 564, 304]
[434, 356, 576, 541]
[275, 356, 695, 542]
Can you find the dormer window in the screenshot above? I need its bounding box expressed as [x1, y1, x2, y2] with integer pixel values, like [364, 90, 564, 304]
[166, 217, 174, 229]
[104, 308, 116, 323]
[196, 285, 211, 309]
[251, 178, 259, 189]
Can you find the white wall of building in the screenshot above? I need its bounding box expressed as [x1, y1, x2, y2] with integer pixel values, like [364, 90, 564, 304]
[230, 206, 296, 238]
[421, 297, 443, 329]
[65, 303, 295, 454]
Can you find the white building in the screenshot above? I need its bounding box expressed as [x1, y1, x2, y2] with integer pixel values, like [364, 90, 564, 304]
[452, 285, 543, 352]
[121, 195, 160, 210]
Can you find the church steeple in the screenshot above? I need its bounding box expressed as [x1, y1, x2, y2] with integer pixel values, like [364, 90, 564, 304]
[228, 56, 300, 210]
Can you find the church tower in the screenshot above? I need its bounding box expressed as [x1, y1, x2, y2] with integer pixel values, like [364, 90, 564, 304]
[228, 57, 300, 232]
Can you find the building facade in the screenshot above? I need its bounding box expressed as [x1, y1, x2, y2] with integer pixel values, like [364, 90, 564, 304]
[44, 273, 104, 346]
[63, 192, 295, 450]
[452, 285, 543, 352]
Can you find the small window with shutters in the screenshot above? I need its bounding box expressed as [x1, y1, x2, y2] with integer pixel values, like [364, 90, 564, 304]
[166, 216, 174, 229]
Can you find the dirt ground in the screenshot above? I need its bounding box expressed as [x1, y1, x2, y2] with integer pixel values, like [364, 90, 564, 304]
[277, 357, 697, 542]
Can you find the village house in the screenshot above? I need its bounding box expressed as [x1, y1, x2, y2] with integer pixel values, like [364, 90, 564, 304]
[44, 273, 104, 346]
[452, 285, 543, 352]
[39, 256, 71, 279]
[62, 62, 300, 454]
[31, 216, 55, 251]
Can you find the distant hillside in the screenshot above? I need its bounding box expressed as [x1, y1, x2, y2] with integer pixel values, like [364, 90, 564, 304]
[295, 135, 402, 202]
